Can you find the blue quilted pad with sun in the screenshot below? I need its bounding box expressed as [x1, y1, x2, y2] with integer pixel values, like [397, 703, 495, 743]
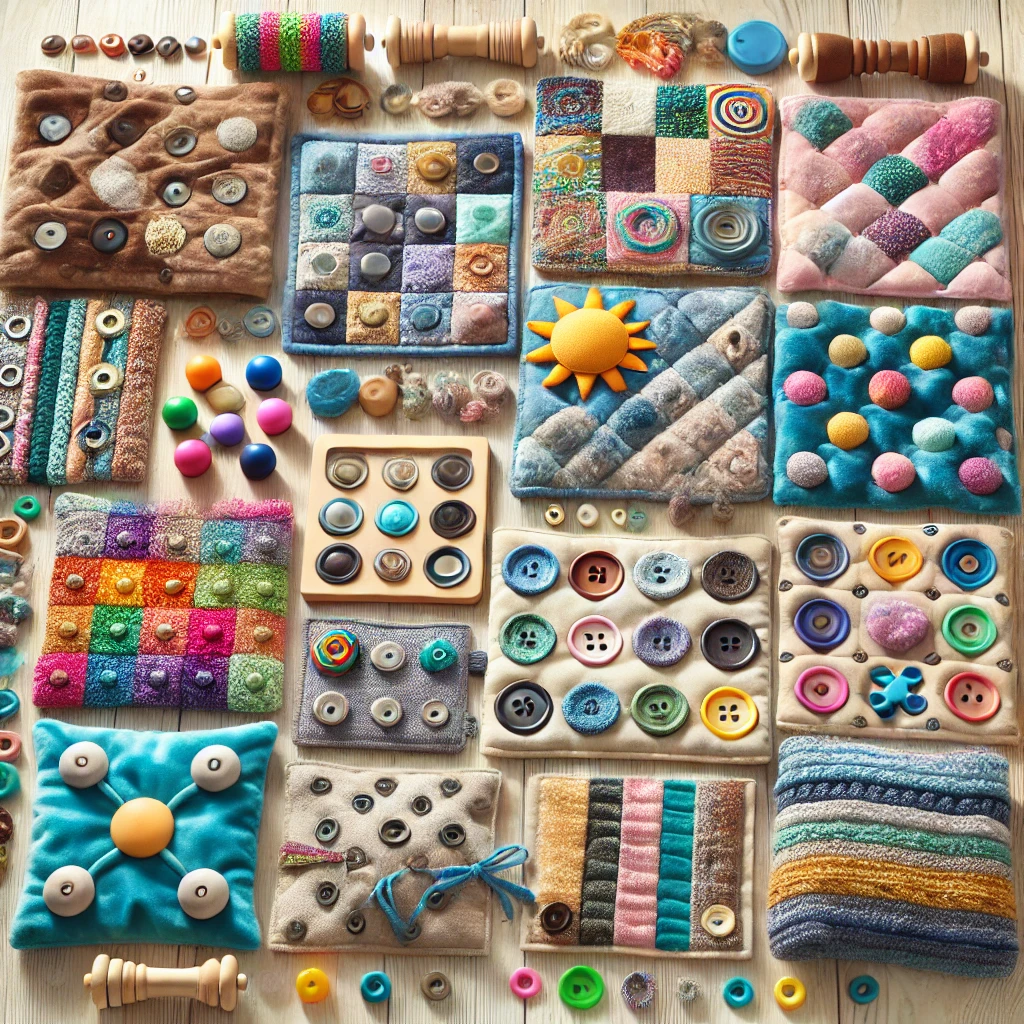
[510, 283, 773, 503]
[773, 301, 1020, 514]
[10, 720, 276, 950]
[282, 132, 523, 357]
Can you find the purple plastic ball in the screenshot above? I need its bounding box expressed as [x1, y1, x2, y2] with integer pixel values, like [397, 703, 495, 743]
[209, 412, 245, 447]
[240, 442, 276, 480]
[865, 598, 930, 653]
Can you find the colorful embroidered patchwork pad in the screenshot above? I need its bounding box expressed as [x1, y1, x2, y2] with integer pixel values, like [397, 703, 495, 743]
[778, 95, 1010, 300]
[481, 528, 772, 763]
[524, 774, 754, 957]
[531, 77, 774, 275]
[773, 302, 1019, 514]
[269, 762, 502, 954]
[10, 720, 277, 950]
[34, 493, 292, 712]
[776, 518, 1017, 745]
[295, 619, 485, 753]
[769, 737, 1018, 977]
[282, 132, 523, 356]
[0, 295, 166, 485]
[511, 284, 772, 503]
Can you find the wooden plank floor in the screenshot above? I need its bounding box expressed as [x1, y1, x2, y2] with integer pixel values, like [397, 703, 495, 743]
[1, 1, 1021, 1022]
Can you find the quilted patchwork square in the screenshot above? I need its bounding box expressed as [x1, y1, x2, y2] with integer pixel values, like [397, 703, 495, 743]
[655, 84, 708, 138]
[655, 138, 710, 193]
[233, 609, 286, 661]
[293, 291, 347, 345]
[534, 135, 602, 193]
[453, 244, 508, 292]
[50, 557, 101, 606]
[139, 607, 190, 655]
[606, 193, 689, 268]
[95, 560, 147, 607]
[141, 560, 198, 608]
[34, 653, 87, 707]
[602, 134, 655, 194]
[300, 139, 357, 193]
[355, 143, 407, 193]
[296, 243, 350, 291]
[345, 292, 401, 346]
[235, 564, 288, 615]
[181, 656, 229, 710]
[455, 194, 512, 245]
[133, 655, 183, 706]
[451, 292, 508, 345]
[404, 194, 457, 245]
[104, 514, 153, 558]
[200, 519, 245, 563]
[84, 654, 135, 707]
[402, 244, 455, 292]
[348, 242, 403, 292]
[688, 195, 770, 271]
[401, 292, 453, 346]
[532, 190, 607, 271]
[42, 605, 93, 655]
[241, 516, 292, 566]
[150, 515, 203, 561]
[456, 136, 516, 193]
[600, 80, 656, 136]
[227, 654, 283, 713]
[55, 510, 109, 558]
[89, 605, 143, 655]
[709, 139, 772, 197]
[187, 608, 237, 657]
[299, 194, 353, 244]
[537, 76, 602, 135]
[352, 194, 406, 244]
[407, 141, 457, 194]
[707, 85, 774, 140]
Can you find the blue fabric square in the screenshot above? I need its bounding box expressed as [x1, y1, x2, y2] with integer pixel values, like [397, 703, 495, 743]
[404, 194, 457, 245]
[299, 140, 357, 194]
[400, 293, 453, 347]
[84, 655, 135, 707]
[536, 77, 602, 135]
[292, 290, 347, 347]
[348, 243, 403, 292]
[688, 196, 771, 273]
[456, 136, 516, 193]
[402, 245, 455, 292]
[351, 194, 406, 243]
[10, 720, 277, 949]
[200, 520, 244, 563]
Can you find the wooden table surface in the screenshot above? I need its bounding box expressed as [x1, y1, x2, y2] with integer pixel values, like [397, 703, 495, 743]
[1, 1, 1021, 1022]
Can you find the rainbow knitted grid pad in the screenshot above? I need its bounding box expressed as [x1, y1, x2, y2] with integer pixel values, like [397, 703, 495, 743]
[523, 774, 755, 957]
[769, 737, 1018, 977]
[531, 77, 774, 275]
[777, 95, 1009, 300]
[0, 295, 166, 485]
[33, 493, 292, 712]
[773, 301, 1019, 514]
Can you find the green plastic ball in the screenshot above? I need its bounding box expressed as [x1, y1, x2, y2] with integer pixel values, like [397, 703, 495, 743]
[162, 396, 199, 430]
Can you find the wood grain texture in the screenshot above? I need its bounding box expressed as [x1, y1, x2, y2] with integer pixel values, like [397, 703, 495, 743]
[0, 1, 1020, 1023]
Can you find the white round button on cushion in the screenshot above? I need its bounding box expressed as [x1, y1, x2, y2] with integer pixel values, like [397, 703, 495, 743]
[43, 865, 96, 916]
[190, 745, 242, 792]
[58, 741, 109, 788]
[178, 868, 231, 919]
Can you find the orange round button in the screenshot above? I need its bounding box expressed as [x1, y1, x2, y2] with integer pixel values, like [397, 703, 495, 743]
[568, 550, 624, 601]
[868, 536, 923, 584]
[700, 686, 759, 740]
[184, 354, 223, 392]
[944, 672, 1001, 722]
[110, 797, 175, 857]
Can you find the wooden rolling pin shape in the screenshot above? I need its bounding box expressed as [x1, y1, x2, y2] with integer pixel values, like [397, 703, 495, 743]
[789, 30, 988, 85]
[84, 954, 247, 1012]
[382, 16, 542, 68]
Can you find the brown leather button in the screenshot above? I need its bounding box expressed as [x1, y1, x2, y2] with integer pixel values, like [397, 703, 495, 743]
[108, 116, 144, 146]
[568, 550, 624, 600]
[103, 81, 128, 102]
[379, 818, 411, 846]
[701, 551, 759, 601]
[540, 901, 573, 933]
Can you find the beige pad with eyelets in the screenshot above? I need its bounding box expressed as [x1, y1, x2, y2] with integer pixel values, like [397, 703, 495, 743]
[776, 516, 1018, 744]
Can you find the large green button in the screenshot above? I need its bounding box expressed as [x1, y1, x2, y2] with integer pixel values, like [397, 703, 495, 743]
[499, 613, 556, 665]
[942, 605, 997, 657]
[630, 683, 689, 736]
[558, 966, 604, 1010]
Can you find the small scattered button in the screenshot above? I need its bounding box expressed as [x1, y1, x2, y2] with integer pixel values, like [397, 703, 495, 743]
[701, 619, 760, 670]
[212, 174, 248, 205]
[539, 902, 572, 933]
[700, 686, 759, 739]
[424, 547, 471, 588]
[632, 551, 691, 599]
[944, 671, 1001, 722]
[502, 544, 559, 595]
[576, 503, 599, 527]
[162, 181, 191, 207]
[494, 680, 552, 734]
[500, 613, 556, 665]
[371, 696, 403, 726]
[794, 666, 849, 714]
[319, 497, 362, 536]
[165, 126, 198, 156]
[632, 616, 690, 667]
[562, 681, 620, 735]
[868, 536, 923, 583]
[374, 548, 411, 582]
[544, 504, 565, 526]
[370, 641, 406, 672]
[313, 691, 348, 725]
[421, 971, 451, 1002]
[558, 966, 605, 1011]
[243, 305, 276, 338]
[793, 598, 851, 652]
[941, 605, 997, 657]
[431, 453, 473, 490]
[567, 615, 622, 667]
[941, 538, 997, 591]
[568, 551, 624, 601]
[794, 533, 850, 583]
[700, 904, 736, 937]
[630, 683, 689, 736]
[103, 81, 128, 101]
[701, 551, 759, 601]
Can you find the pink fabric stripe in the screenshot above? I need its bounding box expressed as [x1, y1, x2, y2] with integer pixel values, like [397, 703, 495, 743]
[300, 12, 322, 71]
[613, 777, 663, 948]
[12, 298, 49, 481]
[259, 11, 282, 71]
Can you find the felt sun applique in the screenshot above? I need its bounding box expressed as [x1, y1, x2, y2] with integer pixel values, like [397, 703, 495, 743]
[526, 287, 655, 400]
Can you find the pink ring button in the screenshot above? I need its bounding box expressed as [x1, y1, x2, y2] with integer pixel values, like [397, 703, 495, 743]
[794, 666, 849, 714]
[944, 672, 1001, 722]
[567, 615, 623, 667]
[0, 730, 21, 763]
[509, 967, 542, 1000]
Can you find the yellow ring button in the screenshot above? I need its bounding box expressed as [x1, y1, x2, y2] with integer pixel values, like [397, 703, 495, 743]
[556, 152, 586, 177]
[700, 686, 759, 740]
[868, 536, 923, 584]
[774, 976, 807, 1011]
[700, 903, 736, 937]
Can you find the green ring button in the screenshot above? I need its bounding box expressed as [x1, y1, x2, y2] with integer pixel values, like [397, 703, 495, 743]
[558, 966, 605, 1011]
[499, 613, 556, 665]
[630, 683, 689, 736]
[941, 605, 997, 657]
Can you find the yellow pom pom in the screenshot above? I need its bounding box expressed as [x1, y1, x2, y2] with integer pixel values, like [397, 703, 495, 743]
[909, 335, 952, 370]
[828, 333, 867, 368]
[827, 411, 870, 450]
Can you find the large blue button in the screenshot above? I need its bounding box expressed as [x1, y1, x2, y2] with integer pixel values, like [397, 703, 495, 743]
[562, 682, 620, 735]
[502, 544, 559, 595]
[795, 532, 850, 583]
[632, 551, 690, 600]
[793, 598, 850, 651]
[375, 499, 419, 537]
[727, 21, 788, 74]
[632, 616, 691, 667]
[941, 538, 997, 590]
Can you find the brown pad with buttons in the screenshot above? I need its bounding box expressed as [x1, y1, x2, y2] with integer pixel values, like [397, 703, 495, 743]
[0, 70, 287, 298]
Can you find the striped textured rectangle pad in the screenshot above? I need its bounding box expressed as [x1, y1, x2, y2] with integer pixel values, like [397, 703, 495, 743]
[0, 295, 166, 485]
[523, 774, 755, 958]
[769, 736, 1018, 977]
[33, 492, 292, 712]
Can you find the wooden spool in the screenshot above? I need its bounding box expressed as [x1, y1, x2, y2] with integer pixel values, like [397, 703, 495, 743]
[789, 30, 988, 84]
[84, 955, 248, 1012]
[382, 16, 542, 69]
[212, 11, 373, 72]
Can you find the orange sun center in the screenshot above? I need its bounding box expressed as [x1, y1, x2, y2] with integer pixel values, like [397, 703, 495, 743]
[549, 308, 631, 374]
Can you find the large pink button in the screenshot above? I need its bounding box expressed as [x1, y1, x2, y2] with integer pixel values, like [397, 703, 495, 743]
[567, 615, 622, 667]
[794, 666, 849, 714]
[0, 730, 21, 763]
[944, 672, 1001, 722]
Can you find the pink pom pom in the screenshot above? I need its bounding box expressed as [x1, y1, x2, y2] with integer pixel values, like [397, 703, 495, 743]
[871, 452, 916, 492]
[958, 457, 1003, 495]
[951, 376, 994, 413]
[783, 370, 827, 406]
[868, 370, 911, 410]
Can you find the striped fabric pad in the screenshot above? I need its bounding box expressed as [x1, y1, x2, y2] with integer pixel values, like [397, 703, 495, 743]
[523, 774, 755, 958]
[768, 736, 1018, 977]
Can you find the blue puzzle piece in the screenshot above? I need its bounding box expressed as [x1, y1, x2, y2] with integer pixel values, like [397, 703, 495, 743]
[868, 665, 928, 718]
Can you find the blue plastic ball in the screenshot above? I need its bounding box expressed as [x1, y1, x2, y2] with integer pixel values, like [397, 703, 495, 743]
[245, 354, 283, 391]
[240, 443, 277, 480]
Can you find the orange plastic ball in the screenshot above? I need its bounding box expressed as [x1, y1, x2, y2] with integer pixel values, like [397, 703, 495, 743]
[296, 967, 330, 1004]
[185, 354, 223, 392]
[110, 797, 175, 858]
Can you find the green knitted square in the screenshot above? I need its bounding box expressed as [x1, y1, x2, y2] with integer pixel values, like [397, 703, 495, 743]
[193, 564, 238, 609]
[791, 98, 853, 150]
[862, 155, 929, 207]
[234, 563, 289, 615]
[655, 85, 708, 138]
[227, 654, 283, 711]
[89, 605, 143, 655]
[939, 208, 1003, 257]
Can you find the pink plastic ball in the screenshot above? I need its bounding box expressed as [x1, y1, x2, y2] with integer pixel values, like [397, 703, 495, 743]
[951, 376, 994, 413]
[782, 370, 827, 406]
[871, 452, 916, 492]
[868, 370, 911, 410]
[256, 397, 293, 435]
[174, 438, 212, 478]
[958, 457, 1003, 495]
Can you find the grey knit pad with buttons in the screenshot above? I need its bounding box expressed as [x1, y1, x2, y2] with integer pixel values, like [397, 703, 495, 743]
[295, 619, 472, 752]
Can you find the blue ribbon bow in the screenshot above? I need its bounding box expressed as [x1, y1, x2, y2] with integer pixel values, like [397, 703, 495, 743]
[371, 844, 535, 941]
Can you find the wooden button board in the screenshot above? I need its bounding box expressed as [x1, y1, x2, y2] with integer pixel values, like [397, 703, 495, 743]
[300, 434, 490, 604]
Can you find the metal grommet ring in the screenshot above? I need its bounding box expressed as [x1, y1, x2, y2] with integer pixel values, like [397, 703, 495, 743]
[0, 365, 23, 388]
[315, 880, 339, 907]
[438, 822, 466, 847]
[420, 972, 451, 1002]
[379, 818, 411, 846]
[3, 315, 31, 339]
[95, 309, 126, 338]
[88, 362, 123, 396]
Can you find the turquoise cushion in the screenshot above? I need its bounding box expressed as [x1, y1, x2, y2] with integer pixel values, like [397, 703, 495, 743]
[10, 720, 276, 950]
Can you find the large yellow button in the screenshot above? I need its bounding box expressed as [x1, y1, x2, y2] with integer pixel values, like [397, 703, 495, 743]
[868, 536, 923, 583]
[109, 797, 175, 857]
[296, 967, 330, 1004]
[700, 686, 759, 740]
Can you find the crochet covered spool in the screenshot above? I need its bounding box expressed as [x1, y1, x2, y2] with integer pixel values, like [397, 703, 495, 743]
[85, 954, 247, 1011]
[789, 30, 988, 84]
[382, 16, 542, 69]
[212, 11, 373, 72]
